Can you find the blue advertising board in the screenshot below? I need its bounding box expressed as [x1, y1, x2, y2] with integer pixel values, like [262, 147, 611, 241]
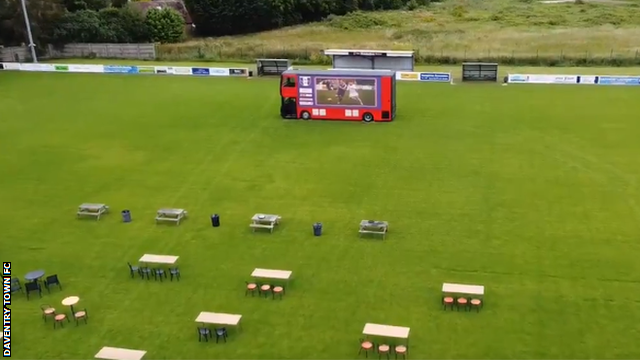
[597, 76, 640, 86]
[419, 72, 451, 82]
[191, 67, 210, 75]
[103, 65, 138, 74]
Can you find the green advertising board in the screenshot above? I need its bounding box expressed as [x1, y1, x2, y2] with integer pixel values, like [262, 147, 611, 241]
[138, 66, 155, 74]
[55, 65, 69, 71]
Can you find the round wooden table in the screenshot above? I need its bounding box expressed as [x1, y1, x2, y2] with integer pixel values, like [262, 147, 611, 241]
[62, 296, 80, 314]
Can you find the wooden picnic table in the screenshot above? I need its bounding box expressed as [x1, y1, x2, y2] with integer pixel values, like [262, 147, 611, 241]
[77, 203, 109, 220]
[196, 311, 243, 330]
[139, 254, 179, 265]
[359, 220, 389, 239]
[442, 283, 485, 296]
[250, 214, 281, 233]
[155, 208, 187, 225]
[362, 323, 410, 345]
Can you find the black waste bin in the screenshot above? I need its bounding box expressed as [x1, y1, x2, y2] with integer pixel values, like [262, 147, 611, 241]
[211, 214, 220, 227]
[122, 210, 131, 223]
[313, 222, 322, 236]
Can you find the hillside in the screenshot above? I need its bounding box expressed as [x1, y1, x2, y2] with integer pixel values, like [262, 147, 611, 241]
[159, 0, 640, 65]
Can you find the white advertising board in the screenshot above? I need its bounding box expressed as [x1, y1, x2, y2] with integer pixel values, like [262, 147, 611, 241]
[20, 63, 55, 72]
[1, 62, 21, 70]
[68, 64, 104, 73]
[173, 67, 192, 75]
[209, 68, 230, 76]
[508, 74, 578, 84]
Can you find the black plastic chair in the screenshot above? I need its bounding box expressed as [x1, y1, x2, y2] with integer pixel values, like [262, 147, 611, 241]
[197, 327, 211, 342]
[154, 268, 166, 282]
[44, 274, 62, 293]
[11, 278, 22, 294]
[169, 267, 180, 281]
[128, 262, 140, 278]
[215, 327, 228, 343]
[25, 282, 41, 300]
[139, 267, 152, 280]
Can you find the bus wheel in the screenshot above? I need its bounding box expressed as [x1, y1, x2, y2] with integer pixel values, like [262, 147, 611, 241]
[301, 111, 311, 120]
[362, 113, 374, 122]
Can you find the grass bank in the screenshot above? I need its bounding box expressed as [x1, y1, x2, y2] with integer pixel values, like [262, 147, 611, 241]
[158, 0, 640, 66]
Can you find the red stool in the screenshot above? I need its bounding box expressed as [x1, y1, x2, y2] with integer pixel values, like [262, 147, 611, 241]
[260, 284, 271, 298]
[245, 282, 257, 296]
[394, 345, 408, 359]
[442, 296, 454, 310]
[378, 344, 390, 360]
[470, 298, 482, 312]
[359, 339, 374, 358]
[272, 286, 284, 300]
[456, 297, 468, 311]
[53, 313, 69, 329]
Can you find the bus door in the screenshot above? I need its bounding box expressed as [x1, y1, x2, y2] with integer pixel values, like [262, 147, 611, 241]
[280, 74, 298, 118]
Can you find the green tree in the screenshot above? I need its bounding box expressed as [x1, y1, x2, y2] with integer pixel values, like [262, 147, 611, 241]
[0, 0, 65, 47]
[184, 0, 300, 36]
[62, 0, 110, 12]
[52, 10, 104, 43]
[115, 5, 150, 42]
[52, 6, 149, 43]
[144, 7, 183, 43]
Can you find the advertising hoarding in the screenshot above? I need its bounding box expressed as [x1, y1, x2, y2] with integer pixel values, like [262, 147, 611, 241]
[138, 66, 155, 74]
[20, 63, 54, 72]
[209, 68, 230, 76]
[173, 67, 192, 75]
[69, 64, 104, 73]
[103, 65, 139, 74]
[229, 68, 248, 76]
[191, 67, 210, 75]
[597, 76, 640, 85]
[419, 72, 451, 82]
[397, 72, 419, 81]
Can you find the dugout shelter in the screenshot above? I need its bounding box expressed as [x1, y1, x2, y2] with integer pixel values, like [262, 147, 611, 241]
[256, 59, 292, 76]
[324, 49, 414, 71]
[462, 62, 498, 82]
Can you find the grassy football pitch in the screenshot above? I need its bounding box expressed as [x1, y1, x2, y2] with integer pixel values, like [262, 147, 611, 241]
[2, 70, 640, 359]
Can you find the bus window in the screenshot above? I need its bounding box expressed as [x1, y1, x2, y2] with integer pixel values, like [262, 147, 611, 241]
[283, 76, 296, 87]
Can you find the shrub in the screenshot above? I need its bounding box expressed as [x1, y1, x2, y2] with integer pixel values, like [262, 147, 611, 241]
[325, 11, 392, 29]
[52, 6, 149, 44]
[145, 7, 184, 43]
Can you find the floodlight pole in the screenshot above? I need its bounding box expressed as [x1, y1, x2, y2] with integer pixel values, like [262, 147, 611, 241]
[19, 0, 38, 63]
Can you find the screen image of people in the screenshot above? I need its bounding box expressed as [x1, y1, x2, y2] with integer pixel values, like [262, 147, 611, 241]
[315, 77, 377, 107]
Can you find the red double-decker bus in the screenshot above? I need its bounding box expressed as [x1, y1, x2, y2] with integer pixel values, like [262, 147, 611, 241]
[280, 69, 396, 122]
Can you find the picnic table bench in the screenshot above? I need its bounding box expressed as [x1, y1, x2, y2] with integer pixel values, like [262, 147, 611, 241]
[77, 203, 109, 220]
[250, 214, 281, 233]
[359, 220, 389, 239]
[155, 208, 187, 225]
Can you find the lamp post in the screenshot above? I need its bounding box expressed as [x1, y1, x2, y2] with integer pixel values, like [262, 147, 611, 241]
[19, 0, 38, 62]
